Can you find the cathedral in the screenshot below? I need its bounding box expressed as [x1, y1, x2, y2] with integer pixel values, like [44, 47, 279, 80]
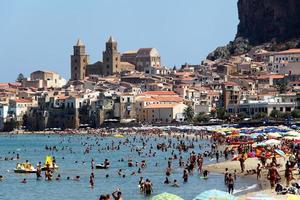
[70, 36, 161, 80]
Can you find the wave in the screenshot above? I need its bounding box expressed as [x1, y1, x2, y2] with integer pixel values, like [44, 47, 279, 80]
[233, 184, 260, 195]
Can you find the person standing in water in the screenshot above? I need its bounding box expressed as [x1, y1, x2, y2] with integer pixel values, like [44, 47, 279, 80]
[227, 174, 234, 194]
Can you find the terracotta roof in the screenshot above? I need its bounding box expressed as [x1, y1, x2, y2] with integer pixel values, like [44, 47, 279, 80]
[144, 103, 178, 109]
[223, 81, 239, 86]
[0, 83, 9, 88]
[14, 99, 32, 103]
[139, 91, 177, 96]
[276, 49, 300, 55]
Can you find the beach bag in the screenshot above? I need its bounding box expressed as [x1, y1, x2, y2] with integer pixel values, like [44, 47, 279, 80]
[275, 184, 284, 193]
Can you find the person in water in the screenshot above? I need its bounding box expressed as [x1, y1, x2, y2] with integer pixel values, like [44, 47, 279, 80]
[172, 179, 179, 187]
[112, 189, 122, 200]
[144, 179, 153, 196]
[21, 178, 27, 183]
[164, 177, 170, 184]
[227, 173, 234, 194]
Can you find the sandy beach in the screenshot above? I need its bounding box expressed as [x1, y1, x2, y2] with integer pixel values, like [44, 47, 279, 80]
[205, 157, 299, 200]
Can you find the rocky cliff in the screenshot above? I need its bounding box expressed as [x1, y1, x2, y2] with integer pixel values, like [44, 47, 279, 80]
[207, 0, 300, 60]
[237, 0, 300, 45]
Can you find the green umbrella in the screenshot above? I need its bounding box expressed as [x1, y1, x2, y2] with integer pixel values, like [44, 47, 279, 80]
[193, 189, 236, 200]
[151, 192, 184, 200]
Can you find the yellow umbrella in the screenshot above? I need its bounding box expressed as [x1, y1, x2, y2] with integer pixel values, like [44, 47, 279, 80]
[267, 132, 282, 139]
[114, 134, 124, 138]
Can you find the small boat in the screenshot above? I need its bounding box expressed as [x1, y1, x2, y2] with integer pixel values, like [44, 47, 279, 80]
[95, 164, 110, 169]
[14, 162, 37, 173]
[41, 156, 59, 171]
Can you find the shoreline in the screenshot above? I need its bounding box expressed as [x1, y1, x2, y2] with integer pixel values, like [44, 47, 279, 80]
[204, 157, 292, 200]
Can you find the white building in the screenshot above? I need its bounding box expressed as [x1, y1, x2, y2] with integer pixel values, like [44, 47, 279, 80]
[9, 99, 34, 122]
[23, 70, 67, 88]
[270, 49, 300, 74]
[0, 104, 9, 130]
[228, 96, 296, 117]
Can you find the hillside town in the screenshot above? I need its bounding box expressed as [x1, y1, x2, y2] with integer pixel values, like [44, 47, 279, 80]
[1, 37, 300, 131]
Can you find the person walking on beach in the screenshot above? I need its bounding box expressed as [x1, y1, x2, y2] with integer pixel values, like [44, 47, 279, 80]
[227, 173, 234, 194]
[216, 151, 219, 163]
[239, 155, 245, 173]
[285, 162, 294, 187]
[267, 164, 280, 188]
[256, 163, 261, 180]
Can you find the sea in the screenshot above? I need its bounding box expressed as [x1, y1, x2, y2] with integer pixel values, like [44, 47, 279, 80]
[0, 134, 259, 200]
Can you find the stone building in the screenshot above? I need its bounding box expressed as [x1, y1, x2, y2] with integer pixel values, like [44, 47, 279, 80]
[86, 37, 135, 77]
[22, 70, 66, 88]
[121, 48, 161, 71]
[70, 39, 89, 81]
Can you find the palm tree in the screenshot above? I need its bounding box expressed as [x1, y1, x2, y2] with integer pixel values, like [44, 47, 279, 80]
[183, 105, 194, 123]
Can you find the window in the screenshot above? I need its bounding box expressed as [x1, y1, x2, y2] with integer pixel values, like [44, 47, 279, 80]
[107, 65, 110, 69]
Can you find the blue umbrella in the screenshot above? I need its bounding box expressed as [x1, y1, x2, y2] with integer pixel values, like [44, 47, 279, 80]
[275, 149, 285, 157]
[193, 189, 236, 200]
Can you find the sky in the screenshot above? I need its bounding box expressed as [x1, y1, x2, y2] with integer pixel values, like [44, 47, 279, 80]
[0, 0, 238, 82]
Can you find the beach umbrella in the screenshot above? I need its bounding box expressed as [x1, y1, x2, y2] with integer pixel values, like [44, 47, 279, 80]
[193, 189, 236, 200]
[286, 131, 300, 137]
[264, 139, 281, 146]
[287, 194, 300, 200]
[245, 194, 276, 200]
[151, 192, 183, 200]
[114, 134, 124, 138]
[267, 132, 282, 139]
[274, 149, 285, 157]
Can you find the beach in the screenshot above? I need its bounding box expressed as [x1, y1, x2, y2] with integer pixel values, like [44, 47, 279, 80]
[205, 156, 298, 200]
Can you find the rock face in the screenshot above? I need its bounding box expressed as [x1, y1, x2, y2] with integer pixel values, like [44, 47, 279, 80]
[237, 0, 300, 45]
[207, 0, 300, 60]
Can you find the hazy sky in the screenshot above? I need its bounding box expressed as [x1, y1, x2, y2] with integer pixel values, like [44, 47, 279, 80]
[0, 0, 238, 82]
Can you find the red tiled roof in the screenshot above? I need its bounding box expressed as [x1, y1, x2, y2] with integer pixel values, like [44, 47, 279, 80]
[275, 49, 300, 55]
[15, 99, 32, 103]
[139, 91, 177, 96]
[144, 103, 178, 109]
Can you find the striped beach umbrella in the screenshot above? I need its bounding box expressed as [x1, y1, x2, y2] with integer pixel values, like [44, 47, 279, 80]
[151, 192, 183, 200]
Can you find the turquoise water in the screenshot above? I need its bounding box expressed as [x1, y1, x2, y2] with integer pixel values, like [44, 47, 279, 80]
[0, 134, 258, 200]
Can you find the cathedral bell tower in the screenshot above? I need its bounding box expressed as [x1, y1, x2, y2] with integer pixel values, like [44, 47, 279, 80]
[102, 36, 121, 76]
[71, 39, 89, 81]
